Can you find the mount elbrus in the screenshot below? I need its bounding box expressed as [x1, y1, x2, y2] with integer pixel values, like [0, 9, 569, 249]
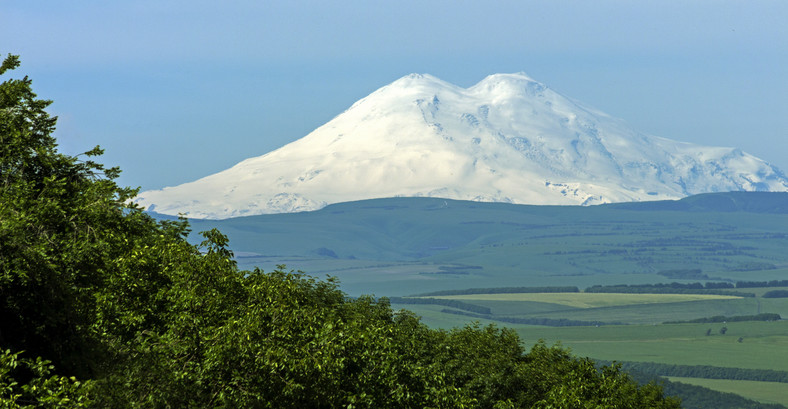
[136, 73, 788, 219]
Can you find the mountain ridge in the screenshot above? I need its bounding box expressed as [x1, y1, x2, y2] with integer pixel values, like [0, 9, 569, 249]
[170, 192, 788, 297]
[136, 73, 788, 219]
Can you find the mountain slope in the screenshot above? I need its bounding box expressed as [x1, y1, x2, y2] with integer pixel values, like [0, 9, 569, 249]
[136, 73, 788, 219]
[182, 192, 788, 261]
[172, 193, 788, 296]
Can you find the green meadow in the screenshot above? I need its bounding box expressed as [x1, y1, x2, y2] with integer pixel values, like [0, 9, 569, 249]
[517, 321, 788, 370]
[665, 378, 788, 407]
[393, 288, 788, 407]
[189, 193, 788, 299]
[181, 192, 788, 407]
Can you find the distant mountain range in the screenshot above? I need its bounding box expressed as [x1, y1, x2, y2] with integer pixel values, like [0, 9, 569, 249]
[136, 73, 788, 219]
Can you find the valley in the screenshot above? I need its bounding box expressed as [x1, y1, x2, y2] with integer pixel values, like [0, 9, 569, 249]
[394, 289, 788, 407]
[177, 192, 788, 407]
[185, 192, 788, 296]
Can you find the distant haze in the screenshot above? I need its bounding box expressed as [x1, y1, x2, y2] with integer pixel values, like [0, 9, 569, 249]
[3, 2, 786, 191]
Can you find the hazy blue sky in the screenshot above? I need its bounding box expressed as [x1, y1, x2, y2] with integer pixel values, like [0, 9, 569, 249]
[3, 1, 787, 190]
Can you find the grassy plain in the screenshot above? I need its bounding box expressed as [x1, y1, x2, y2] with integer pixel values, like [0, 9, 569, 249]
[404, 290, 788, 325]
[178, 193, 788, 406]
[516, 321, 788, 370]
[393, 292, 788, 406]
[666, 377, 788, 406]
[394, 304, 788, 369]
[188, 194, 788, 297]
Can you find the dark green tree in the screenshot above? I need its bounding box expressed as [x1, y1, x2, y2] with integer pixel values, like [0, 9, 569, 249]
[0, 54, 682, 408]
[0, 349, 92, 408]
[0, 52, 196, 379]
[1, 52, 120, 375]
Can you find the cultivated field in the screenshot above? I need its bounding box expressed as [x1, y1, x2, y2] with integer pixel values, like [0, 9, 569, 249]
[183, 194, 788, 407]
[393, 287, 788, 407]
[665, 378, 788, 407]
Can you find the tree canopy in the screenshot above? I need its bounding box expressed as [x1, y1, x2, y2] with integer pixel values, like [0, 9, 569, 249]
[0, 53, 681, 408]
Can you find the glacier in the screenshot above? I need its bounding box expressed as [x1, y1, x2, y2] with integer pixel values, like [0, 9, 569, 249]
[135, 73, 788, 219]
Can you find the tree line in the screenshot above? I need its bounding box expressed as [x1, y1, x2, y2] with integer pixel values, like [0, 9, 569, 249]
[414, 286, 580, 297]
[624, 371, 785, 409]
[596, 360, 788, 383]
[585, 283, 755, 297]
[763, 290, 788, 298]
[664, 313, 782, 324]
[388, 297, 492, 314]
[420, 281, 780, 298]
[736, 280, 788, 288]
[441, 309, 624, 327]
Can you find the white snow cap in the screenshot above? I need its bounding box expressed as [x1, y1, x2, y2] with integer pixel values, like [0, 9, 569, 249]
[136, 73, 788, 219]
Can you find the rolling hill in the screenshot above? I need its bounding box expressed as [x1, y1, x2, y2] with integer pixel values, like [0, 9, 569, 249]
[173, 192, 788, 296]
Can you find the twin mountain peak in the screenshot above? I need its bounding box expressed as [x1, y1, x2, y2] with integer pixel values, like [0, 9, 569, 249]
[136, 73, 788, 219]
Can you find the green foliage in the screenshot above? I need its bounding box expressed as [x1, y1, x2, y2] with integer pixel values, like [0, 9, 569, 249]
[729, 262, 777, 272]
[656, 269, 709, 280]
[0, 54, 681, 408]
[0, 349, 92, 408]
[664, 313, 781, 324]
[513, 321, 788, 376]
[597, 360, 788, 383]
[736, 280, 788, 288]
[624, 371, 785, 409]
[389, 296, 493, 314]
[1, 51, 139, 376]
[522, 344, 678, 409]
[414, 286, 580, 297]
[440, 309, 623, 327]
[95, 267, 470, 408]
[585, 283, 755, 297]
[763, 290, 788, 298]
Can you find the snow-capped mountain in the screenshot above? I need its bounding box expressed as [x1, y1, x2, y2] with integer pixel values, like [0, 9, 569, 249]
[136, 73, 788, 219]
